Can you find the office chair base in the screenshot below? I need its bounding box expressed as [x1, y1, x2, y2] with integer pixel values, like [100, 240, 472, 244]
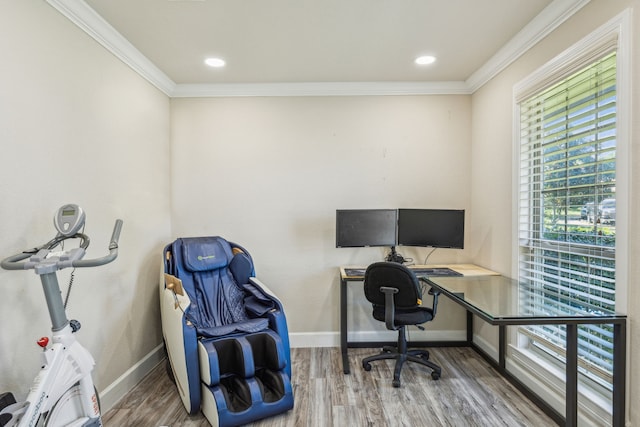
[362, 348, 442, 387]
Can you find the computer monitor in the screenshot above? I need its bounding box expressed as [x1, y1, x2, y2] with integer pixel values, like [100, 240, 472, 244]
[397, 209, 465, 249]
[335, 209, 398, 248]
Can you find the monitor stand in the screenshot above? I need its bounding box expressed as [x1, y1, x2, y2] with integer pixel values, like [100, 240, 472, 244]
[385, 246, 405, 264]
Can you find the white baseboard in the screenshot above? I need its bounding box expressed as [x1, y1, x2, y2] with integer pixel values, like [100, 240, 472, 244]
[289, 332, 338, 348]
[470, 333, 499, 360]
[99, 343, 166, 412]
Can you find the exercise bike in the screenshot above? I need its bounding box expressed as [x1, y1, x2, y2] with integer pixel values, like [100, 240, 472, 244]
[0, 204, 122, 427]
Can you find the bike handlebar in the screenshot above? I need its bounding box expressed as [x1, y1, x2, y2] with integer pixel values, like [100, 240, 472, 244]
[0, 251, 32, 270]
[72, 219, 123, 268]
[0, 219, 123, 272]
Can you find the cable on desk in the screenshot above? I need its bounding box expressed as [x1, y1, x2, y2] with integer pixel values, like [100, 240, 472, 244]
[423, 247, 438, 265]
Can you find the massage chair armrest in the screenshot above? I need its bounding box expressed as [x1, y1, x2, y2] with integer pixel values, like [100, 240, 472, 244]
[248, 277, 280, 302]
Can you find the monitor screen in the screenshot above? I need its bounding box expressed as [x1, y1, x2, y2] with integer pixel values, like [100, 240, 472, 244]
[397, 209, 465, 249]
[335, 209, 398, 248]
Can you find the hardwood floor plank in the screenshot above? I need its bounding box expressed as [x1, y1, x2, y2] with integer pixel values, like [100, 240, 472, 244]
[103, 347, 557, 427]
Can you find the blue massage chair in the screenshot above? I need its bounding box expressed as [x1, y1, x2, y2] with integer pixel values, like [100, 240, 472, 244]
[161, 236, 294, 426]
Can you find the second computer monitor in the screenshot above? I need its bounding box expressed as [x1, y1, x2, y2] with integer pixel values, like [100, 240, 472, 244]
[397, 209, 465, 249]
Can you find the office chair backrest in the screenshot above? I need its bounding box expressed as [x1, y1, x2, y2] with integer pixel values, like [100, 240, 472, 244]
[364, 262, 422, 308]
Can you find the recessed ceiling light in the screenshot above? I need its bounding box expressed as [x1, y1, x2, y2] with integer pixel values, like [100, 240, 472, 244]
[415, 55, 436, 65]
[205, 57, 226, 68]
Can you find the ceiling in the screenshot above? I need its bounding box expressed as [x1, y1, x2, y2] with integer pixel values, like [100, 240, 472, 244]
[49, 0, 589, 95]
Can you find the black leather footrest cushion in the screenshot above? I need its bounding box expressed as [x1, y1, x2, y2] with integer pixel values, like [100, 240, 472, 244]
[214, 339, 247, 377]
[245, 330, 286, 372]
[219, 376, 253, 413]
[255, 369, 286, 403]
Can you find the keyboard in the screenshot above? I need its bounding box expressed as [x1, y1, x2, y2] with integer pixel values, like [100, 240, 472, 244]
[412, 268, 462, 278]
[343, 267, 462, 278]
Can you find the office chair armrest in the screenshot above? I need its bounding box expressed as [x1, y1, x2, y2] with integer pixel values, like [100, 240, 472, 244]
[428, 287, 441, 316]
[381, 286, 399, 331]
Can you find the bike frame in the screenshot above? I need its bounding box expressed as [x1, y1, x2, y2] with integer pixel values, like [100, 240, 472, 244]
[1, 218, 122, 427]
[17, 272, 101, 427]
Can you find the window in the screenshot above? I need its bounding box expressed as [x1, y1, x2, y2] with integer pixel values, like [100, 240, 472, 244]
[517, 51, 618, 386]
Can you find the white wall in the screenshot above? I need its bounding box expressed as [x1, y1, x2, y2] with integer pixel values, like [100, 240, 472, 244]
[470, 0, 639, 424]
[0, 0, 171, 406]
[4, 1, 639, 425]
[170, 95, 472, 340]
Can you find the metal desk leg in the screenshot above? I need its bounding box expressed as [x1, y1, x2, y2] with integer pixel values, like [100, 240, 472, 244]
[612, 321, 626, 427]
[499, 325, 506, 370]
[566, 324, 578, 427]
[340, 278, 350, 374]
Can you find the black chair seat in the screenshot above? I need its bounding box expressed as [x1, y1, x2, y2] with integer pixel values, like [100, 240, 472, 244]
[372, 305, 433, 325]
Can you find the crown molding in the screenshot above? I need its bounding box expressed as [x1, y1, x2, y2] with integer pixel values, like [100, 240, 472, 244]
[465, 0, 591, 92]
[171, 81, 471, 97]
[46, 0, 176, 96]
[47, 0, 589, 98]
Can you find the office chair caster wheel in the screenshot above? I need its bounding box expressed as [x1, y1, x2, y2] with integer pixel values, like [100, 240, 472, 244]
[363, 361, 372, 371]
[392, 379, 401, 388]
[431, 371, 441, 380]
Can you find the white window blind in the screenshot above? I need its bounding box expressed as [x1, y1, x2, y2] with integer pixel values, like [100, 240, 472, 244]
[517, 51, 617, 384]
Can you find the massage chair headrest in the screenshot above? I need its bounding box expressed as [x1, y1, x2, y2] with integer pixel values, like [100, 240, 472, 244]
[181, 236, 233, 272]
[180, 236, 254, 285]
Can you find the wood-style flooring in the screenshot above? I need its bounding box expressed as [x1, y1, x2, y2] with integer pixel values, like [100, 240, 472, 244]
[102, 346, 557, 426]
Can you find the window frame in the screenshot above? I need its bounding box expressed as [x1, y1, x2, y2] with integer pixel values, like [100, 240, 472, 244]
[510, 9, 631, 420]
[518, 49, 618, 383]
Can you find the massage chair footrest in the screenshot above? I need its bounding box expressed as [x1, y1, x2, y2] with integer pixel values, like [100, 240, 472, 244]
[201, 372, 294, 427]
[199, 330, 286, 386]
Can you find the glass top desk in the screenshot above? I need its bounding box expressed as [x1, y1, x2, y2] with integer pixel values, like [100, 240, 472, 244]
[422, 275, 627, 427]
[339, 264, 498, 375]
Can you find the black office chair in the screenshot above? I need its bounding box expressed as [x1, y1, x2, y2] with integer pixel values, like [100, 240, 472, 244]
[362, 262, 442, 387]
